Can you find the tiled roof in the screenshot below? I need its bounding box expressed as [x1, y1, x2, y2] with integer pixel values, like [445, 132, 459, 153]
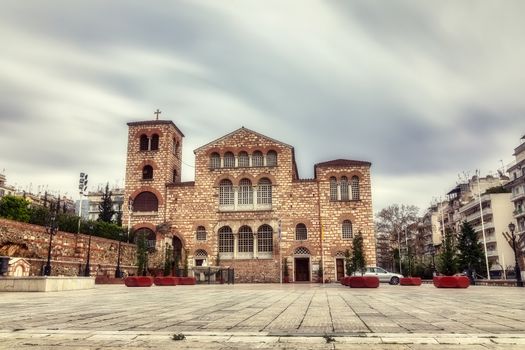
[314, 159, 372, 168]
[127, 120, 185, 137]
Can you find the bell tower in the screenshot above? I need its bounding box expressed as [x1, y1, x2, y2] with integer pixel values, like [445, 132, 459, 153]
[123, 112, 184, 228]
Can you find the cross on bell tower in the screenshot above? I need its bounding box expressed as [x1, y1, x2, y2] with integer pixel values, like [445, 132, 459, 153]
[154, 109, 162, 120]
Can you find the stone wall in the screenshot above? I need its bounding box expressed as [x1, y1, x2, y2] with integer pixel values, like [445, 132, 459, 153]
[0, 218, 137, 276]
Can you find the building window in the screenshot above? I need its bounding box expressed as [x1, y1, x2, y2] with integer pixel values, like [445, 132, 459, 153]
[257, 178, 272, 204]
[173, 138, 179, 155]
[224, 152, 235, 168]
[266, 150, 277, 166]
[219, 179, 234, 205]
[351, 176, 360, 200]
[196, 226, 207, 241]
[238, 151, 249, 167]
[252, 151, 264, 167]
[330, 177, 337, 201]
[238, 226, 253, 253]
[172, 169, 177, 183]
[150, 134, 159, 150]
[133, 192, 159, 212]
[218, 226, 234, 253]
[295, 223, 307, 240]
[238, 178, 253, 205]
[340, 176, 349, 201]
[210, 153, 221, 169]
[257, 225, 273, 253]
[342, 220, 353, 239]
[294, 247, 310, 255]
[142, 165, 153, 180]
[139, 135, 149, 151]
[194, 249, 208, 266]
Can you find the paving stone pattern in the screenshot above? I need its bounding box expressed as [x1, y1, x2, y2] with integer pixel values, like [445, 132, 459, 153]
[1, 283, 525, 349]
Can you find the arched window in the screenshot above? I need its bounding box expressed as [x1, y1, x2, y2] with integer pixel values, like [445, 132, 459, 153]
[139, 135, 149, 151]
[295, 223, 307, 240]
[257, 225, 273, 253]
[142, 165, 153, 180]
[173, 138, 179, 155]
[238, 226, 253, 253]
[257, 178, 272, 204]
[172, 169, 177, 183]
[133, 192, 158, 212]
[330, 177, 338, 201]
[238, 178, 253, 205]
[294, 247, 310, 255]
[342, 220, 353, 239]
[252, 151, 263, 167]
[238, 151, 249, 167]
[266, 150, 277, 166]
[210, 153, 221, 169]
[223, 152, 235, 168]
[218, 226, 234, 253]
[351, 176, 360, 200]
[219, 179, 234, 205]
[150, 134, 159, 150]
[340, 176, 349, 201]
[196, 226, 207, 241]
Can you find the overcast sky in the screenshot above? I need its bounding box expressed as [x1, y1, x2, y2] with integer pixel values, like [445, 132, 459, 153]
[1, 0, 524, 214]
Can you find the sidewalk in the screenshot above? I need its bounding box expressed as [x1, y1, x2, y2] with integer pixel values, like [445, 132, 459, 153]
[1, 283, 524, 349]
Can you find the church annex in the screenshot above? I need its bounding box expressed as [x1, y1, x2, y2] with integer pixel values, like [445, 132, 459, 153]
[123, 119, 376, 282]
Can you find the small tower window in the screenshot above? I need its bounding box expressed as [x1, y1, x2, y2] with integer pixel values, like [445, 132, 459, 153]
[340, 176, 349, 201]
[295, 223, 307, 241]
[330, 177, 338, 201]
[342, 220, 353, 240]
[351, 176, 360, 200]
[150, 134, 159, 150]
[252, 151, 263, 167]
[238, 151, 249, 167]
[139, 135, 149, 151]
[196, 226, 207, 241]
[142, 165, 153, 180]
[266, 150, 277, 166]
[224, 152, 235, 168]
[172, 169, 177, 183]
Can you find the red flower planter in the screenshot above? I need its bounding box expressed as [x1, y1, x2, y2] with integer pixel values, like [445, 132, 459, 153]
[124, 276, 153, 287]
[400, 277, 422, 286]
[341, 276, 351, 286]
[177, 277, 196, 285]
[347, 276, 379, 288]
[153, 276, 178, 286]
[433, 276, 470, 288]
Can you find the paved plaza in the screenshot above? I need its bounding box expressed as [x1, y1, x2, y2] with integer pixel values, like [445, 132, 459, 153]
[1, 283, 525, 349]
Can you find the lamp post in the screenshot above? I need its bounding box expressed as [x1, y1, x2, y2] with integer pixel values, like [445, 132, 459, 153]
[509, 223, 523, 287]
[43, 213, 58, 276]
[84, 224, 93, 277]
[115, 232, 123, 278]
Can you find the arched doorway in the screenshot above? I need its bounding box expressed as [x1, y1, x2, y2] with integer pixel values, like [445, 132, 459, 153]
[294, 247, 311, 282]
[172, 236, 183, 275]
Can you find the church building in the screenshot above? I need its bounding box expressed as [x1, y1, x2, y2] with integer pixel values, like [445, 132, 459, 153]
[123, 118, 376, 282]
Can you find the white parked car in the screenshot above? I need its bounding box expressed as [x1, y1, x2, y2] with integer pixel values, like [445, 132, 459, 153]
[357, 267, 403, 285]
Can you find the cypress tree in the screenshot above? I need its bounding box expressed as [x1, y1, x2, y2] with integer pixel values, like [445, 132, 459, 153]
[457, 221, 486, 279]
[98, 183, 115, 223]
[438, 229, 458, 276]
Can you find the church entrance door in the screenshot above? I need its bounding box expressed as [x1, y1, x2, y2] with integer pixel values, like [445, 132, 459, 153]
[294, 258, 310, 282]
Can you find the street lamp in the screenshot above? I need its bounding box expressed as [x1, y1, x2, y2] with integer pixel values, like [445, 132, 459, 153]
[509, 223, 523, 287]
[84, 224, 93, 277]
[115, 232, 123, 278]
[43, 213, 58, 276]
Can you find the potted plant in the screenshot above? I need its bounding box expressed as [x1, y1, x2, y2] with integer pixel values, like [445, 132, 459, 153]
[283, 258, 290, 283]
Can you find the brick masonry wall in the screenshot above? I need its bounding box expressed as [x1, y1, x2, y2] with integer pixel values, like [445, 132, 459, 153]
[123, 122, 376, 282]
[0, 218, 137, 276]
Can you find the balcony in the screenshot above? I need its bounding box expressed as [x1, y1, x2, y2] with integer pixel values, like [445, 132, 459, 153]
[464, 207, 492, 223]
[511, 190, 525, 201]
[514, 207, 525, 219]
[473, 221, 495, 234]
[486, 250, 499, 257]
[219, 203, 272, 212]
[478, 234, 497, 243]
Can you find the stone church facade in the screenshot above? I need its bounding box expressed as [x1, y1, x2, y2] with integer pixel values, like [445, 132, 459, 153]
[123, 119, 376, 282]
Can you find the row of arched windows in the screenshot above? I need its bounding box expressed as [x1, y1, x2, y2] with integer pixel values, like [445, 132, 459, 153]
[294, 221, 353, 240]
[219, 178, 272, 208]
[218, 225, 274, 256]
[139, 134, 159, 151]
[210, 150, 277, 169]
[330, 176, 360, 201]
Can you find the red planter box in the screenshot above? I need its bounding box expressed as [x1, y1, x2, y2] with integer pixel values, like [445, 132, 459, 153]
[347, 276, 379, 288]
[153, 276, 178, 286]
[124, 276, 153, 287]
[400, 277, 422, 286]
[433, 276, 470, 288]
[178, 277, 196, 285]
[341, 276, 350, 286]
